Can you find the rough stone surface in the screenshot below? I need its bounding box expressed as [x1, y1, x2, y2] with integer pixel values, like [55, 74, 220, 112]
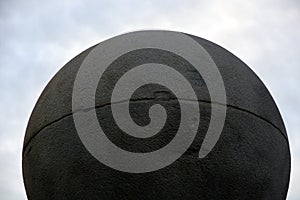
[23, 31, 290, 200]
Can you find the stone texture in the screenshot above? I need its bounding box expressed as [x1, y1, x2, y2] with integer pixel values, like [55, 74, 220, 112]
[22, 31, 290, 200]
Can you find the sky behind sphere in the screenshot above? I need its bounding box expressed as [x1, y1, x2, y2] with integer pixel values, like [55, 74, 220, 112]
[0, 0, 299, 199]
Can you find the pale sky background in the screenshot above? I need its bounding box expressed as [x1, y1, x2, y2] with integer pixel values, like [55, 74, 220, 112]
[0, 0, 299, 199]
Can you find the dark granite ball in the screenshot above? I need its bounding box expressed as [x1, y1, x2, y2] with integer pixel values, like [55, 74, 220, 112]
[22, 31, 290, 200]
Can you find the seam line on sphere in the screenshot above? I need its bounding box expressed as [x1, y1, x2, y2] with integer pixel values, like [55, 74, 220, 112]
[23, 99, 288, 154]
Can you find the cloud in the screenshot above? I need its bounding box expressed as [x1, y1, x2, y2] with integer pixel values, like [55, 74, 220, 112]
[0, 0, 299, 199]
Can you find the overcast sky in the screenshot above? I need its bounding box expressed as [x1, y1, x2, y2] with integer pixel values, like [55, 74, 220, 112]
[0, 0, 299, 199]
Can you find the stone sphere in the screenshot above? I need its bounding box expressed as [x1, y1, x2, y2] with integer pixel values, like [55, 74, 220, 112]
[23, 31, 290, 200]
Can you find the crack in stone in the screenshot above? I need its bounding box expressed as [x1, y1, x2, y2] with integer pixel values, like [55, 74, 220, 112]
[23, 99, 288, 155]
